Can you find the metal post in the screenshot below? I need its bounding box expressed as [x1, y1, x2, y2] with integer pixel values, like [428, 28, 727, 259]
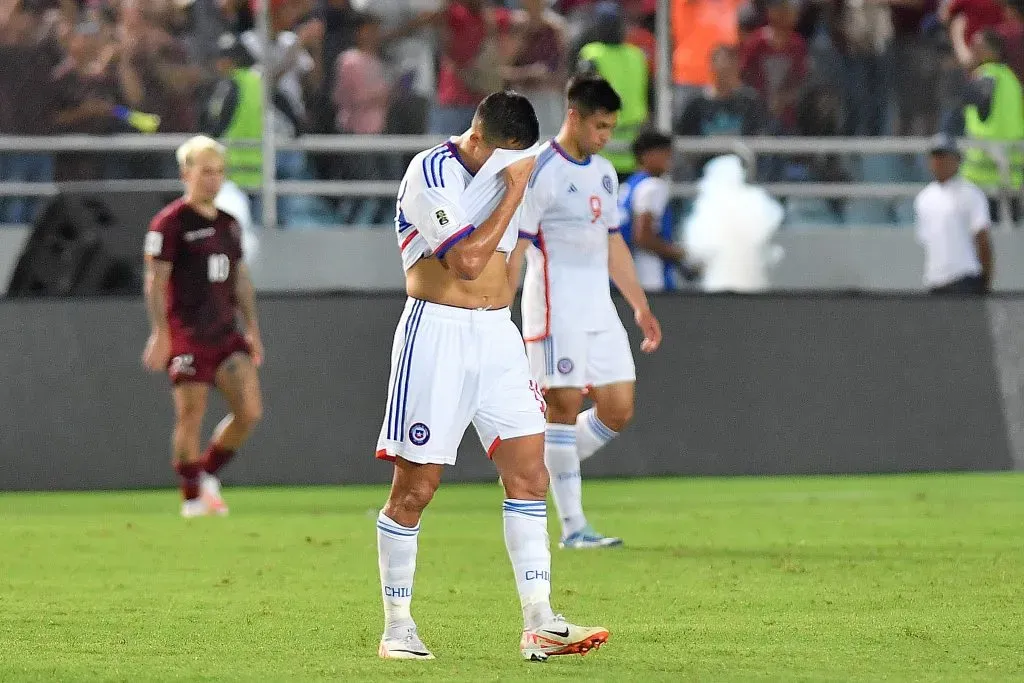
[257, 0, 277, 229]
[655, 0, 673, 133]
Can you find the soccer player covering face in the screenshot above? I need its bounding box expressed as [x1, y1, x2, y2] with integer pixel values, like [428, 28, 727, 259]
[374, 92, 609, 661]
[509, 76, 664, 549]
[142, 136, 264, 519]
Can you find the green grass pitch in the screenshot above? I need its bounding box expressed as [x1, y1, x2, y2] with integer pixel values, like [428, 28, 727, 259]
[2, 473, 1022, 682]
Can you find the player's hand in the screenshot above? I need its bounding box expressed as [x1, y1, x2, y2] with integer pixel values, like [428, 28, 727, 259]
[502, 156, 537, 192]
[246, 329, 265, 368]
[635, 308, 662, 354]
[142, 329, 171, 372]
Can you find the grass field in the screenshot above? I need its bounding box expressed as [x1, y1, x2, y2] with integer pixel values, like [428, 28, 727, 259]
[2, 473, 1023, 682]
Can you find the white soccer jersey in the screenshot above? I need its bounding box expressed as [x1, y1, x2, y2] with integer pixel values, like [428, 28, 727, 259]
[519, 141, 621, 341]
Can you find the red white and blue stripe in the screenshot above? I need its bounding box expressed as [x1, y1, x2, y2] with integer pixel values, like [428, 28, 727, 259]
[502, 499, 547, 519]
[377, 514, 420, 538]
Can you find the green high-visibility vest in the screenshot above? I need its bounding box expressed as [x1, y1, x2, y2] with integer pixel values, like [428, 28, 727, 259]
[578, 41, 649, 174]
[963, 62, 1024, 189]
[224, 68, 264, 190]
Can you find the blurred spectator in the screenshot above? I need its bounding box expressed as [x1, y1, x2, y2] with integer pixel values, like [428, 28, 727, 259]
[783, 80, 851, 225]
[677, 44, 767, 137]
[179, 0, 252, 66]
[817, 0, 889, 136]
[0, 0, 61, 223]
[740, 0, 809, 133]
[995, 0, 1024, 80]
[880, 0, 940, 136]
[960, 29, 1024, 212]
[915, 135, 993, 294]
[429, 0, 511, 135]
[333, 12, 396, 224]
[241, 0, 322, 136]
[504, 0, 566, 137]
[199, 33, 262, 193]
[356, 0, 441, 134]
[577, 1, 650, 176]
[944, 0, 1005, 59]
[623, 0, 656, 76]
[116, 0, 201, 134]
[670, 0, 745, 124]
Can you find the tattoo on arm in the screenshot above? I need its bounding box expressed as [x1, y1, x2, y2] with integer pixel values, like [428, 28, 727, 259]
[235, 263, 259, 330]
[144, 259, 172, 330]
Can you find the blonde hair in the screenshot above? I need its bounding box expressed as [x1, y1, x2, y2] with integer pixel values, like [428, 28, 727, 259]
[176, 135, 226, 170]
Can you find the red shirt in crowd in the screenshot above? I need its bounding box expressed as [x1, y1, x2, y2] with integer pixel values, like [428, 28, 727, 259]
[740, 26, 808, 130]
[947, 0, 1005, 42]
[997, 17, 1024, 81]
[437, 2, 512, 108]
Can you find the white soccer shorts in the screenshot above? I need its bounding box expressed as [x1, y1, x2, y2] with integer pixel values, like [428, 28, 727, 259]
[376, 298, 548, 466]
[526, 318, 636, 390]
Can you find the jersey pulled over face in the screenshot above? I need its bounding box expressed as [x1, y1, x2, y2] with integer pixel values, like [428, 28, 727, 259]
[518, 140, 621, 339]
[392, 140, 521, 271]
[145, 198, 243, 343]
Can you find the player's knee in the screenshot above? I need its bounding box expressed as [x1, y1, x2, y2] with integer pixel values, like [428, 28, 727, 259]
[545, 392, 583, 424]
[601, 402, 633, 432]
[389, 478, 438, 517]
[503, 461, 549, 501]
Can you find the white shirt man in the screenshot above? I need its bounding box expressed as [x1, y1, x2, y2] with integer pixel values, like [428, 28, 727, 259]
[914, 136, 993, 295]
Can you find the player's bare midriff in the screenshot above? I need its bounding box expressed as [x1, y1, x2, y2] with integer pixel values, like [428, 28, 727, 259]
[406, 253, 513, 311]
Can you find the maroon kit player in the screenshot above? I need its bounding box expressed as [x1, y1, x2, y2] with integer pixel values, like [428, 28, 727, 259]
[142, 135, 264, 518]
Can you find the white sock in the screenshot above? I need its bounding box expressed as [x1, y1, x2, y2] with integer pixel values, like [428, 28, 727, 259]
[544, 424, 587, 538]
[376, 511, 419, 629]
[576, 408, 618, 462]
[502, 499, 556, 629]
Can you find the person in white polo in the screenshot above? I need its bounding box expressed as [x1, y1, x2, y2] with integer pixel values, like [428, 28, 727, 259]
[914, 135, 994, 295]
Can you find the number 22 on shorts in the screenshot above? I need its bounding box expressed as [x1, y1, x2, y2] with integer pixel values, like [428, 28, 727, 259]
[589, 195, 602, 223]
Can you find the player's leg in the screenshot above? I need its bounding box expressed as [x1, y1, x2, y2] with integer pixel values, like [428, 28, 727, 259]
[526, 334, 592, 542]
[373, 299, 470, 660]
[478, 323, 609, 661]
[543, 386, 589, 541]
[201, 349, 263, 514]
[576, 323, 637, 462]
[171, 382, 210, 518]
[577, 381, 634, 462]
[376, 457, 443, 660]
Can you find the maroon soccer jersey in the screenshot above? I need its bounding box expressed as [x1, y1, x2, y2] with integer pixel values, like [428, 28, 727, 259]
[145, 198, 243, 344]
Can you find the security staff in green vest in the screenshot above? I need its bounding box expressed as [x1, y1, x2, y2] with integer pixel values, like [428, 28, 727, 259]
[576, 2, 649, 177]
[200, 33, 264, 192]
[961, 29, 1024, 205]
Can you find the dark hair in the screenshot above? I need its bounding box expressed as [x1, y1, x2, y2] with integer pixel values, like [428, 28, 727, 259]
[474, 91, 540, 149]
[632, 129, 672, 158]
[566, 75, 622, 117]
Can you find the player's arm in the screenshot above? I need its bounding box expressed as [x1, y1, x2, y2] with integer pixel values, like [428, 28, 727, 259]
[633, 210, 685, 263]
[609, 232, 662, 353]
[970, 187, 994, 290]
[142, 255, 173, 372]
[631, 179, 684, 264]
[443, 157, 537, 280]
[235, 262, 265, 366]
[507, 238, 530, 290]
[144, 257, 171, 333]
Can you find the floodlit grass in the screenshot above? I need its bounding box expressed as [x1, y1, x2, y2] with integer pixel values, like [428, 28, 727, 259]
[1, 474, 1022, 681]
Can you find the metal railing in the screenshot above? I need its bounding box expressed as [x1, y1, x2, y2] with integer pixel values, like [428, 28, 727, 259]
[1, 134, 1022, 227]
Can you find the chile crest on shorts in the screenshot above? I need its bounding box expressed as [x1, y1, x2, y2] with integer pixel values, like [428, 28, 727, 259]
[409, 422, 431, 446]
[602, 175, 613, 194]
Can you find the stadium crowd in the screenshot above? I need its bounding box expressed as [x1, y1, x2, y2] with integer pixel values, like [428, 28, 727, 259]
[0, 0, 1022, 226]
